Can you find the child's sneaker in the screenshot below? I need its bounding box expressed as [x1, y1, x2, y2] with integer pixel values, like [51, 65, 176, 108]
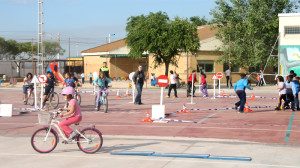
[274, 107, 281, 111]
[235, 106, 238, 112]
[68, 131, 78, 141]
[165, 96, 170, 98]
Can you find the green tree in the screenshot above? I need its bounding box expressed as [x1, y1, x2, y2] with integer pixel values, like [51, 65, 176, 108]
[126, 11, 200, 76]
[190, 16, 208, 26]
[210, 0, 297, 69]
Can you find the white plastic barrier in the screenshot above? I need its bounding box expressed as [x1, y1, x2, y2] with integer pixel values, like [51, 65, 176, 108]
[0, 104, 12, 117]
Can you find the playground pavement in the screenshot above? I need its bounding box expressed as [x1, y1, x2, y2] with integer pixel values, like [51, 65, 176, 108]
[1, 86, 300, 167]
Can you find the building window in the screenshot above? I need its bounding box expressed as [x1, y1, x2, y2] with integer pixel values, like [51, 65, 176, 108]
[197, 60, 214, 73]
[285, 26, 300, 35]
[223, 63, 240, 72]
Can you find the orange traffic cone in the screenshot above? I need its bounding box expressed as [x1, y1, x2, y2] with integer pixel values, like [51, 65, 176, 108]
[178, 102, 191, 114]
[248, 93, 256, 101]
[221, 90, 228, 96]
[139, 110, 153, 123]
[126, 89, 130, 97]
[244, 102, 253, 112]
[116, 89, 121, 98]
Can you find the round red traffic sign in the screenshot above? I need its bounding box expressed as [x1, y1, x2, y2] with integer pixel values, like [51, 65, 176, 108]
[216, 72, 223, 79]
[157, 75, 169, 87]
[38, 74, 48, 84]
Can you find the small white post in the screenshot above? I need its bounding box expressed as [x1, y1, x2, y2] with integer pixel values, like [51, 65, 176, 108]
[199, 72, 201, 93]
[218, 79, 221, 96]
[160, 87, 163, 106]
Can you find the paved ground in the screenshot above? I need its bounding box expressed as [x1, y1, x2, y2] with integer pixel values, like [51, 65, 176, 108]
[1, 86, 300, 167]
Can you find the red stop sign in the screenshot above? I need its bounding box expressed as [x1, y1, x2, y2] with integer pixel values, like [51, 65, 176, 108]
[216, 72, 223, 79]
[157, 75, 169, 87]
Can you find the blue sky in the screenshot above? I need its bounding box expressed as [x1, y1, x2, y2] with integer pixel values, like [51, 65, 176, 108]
[0, 0, 216, 57]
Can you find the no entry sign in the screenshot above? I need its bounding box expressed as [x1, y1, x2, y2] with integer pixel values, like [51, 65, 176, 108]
[38, 74, 47, 84]
[216, 72, 223, 79]
[157, 75, 169, 87]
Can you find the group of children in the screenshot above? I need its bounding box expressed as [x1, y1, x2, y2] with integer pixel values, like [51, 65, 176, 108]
[275, 71, 300, 111]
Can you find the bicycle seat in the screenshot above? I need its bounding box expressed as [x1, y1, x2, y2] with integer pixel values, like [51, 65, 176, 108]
[75, 123, 80, 126]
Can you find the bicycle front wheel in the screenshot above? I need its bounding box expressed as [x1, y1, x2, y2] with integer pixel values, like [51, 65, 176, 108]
[31, 128, 58, 153]
[75, 94, 81, 105]
[103, 96, 108, 113]
[28, 92, 35, 106]
[49, 92, 59, 109]
[77, 128, 103, 153]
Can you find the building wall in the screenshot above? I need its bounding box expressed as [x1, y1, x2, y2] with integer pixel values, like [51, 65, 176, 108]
[84, 55, 108, 80]
[109, 57, 148, 78]
[279, 14, 300, 45]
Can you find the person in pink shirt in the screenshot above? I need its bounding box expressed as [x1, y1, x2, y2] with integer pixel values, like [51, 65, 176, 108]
[200, 71, 209, 97]
[59, 86, 82, 140]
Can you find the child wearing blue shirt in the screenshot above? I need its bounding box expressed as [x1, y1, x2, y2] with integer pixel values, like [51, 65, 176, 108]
[285, 75, 296, 111]
[94, 72, 112, 107]
[292, 74, 300, 110]
[234, 73, 253, 113]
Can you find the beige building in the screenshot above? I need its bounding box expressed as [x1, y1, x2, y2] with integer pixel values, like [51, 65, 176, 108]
[81, 25, 246, 83]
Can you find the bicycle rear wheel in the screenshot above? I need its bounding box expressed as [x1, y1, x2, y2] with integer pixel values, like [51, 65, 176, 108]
[49, 92, 59, 109]
[77, 128, 103, 153]
[103, 96, 108, 113]
[31, 128, 58, 153]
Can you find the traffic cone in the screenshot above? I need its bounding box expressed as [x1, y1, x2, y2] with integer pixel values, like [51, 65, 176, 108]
[116, 89, 121, 98]
[126, 89, 130, 97]
[244, 102, 253, 113]
[248, 93, 256, 100]
[178, 102, 191, 114]
[221, 90, 228, 96]
[139, 110, 153, 123]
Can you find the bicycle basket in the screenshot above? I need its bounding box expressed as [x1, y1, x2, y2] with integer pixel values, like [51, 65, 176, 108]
[38, 112, 51, 125]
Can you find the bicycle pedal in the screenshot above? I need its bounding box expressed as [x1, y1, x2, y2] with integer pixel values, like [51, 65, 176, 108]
[62, 140, 68, 144]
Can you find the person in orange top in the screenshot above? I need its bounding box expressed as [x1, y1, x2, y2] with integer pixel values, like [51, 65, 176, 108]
[256, 73, 261, 86]
[187, 70, 197, 97]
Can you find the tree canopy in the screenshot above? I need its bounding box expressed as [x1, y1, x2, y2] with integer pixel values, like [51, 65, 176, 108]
[126, 11, 200, 76]
[190, 16, 208, 26]
[210, 0, 297, 69]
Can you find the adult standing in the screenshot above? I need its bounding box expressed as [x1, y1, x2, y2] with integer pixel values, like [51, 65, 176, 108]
[132, 65, 145, 105]
[234, 73, 253, 113]
[167, 70, 178, 98]
[89, 72, 93, 85]
[225, 68, 233, 88]
[81, 72, 85, 84]
[259, 70, 264, 86]
[100, 62, 110, 87]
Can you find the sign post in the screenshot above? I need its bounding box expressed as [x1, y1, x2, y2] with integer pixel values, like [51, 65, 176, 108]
[31, 75, 39, 109]
[211, 74, 218, 99]
[38, 74, 47, 109]
[129, 72, 135, 103]
[92, 72, 98, 95]
[216, 72, 223, 96]
[152, 75, 169, 120]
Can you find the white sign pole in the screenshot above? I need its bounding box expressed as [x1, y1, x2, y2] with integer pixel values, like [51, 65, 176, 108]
[191, 74, 194, 104]
[213, 79, 216, 99]
[199, 72, 201, 93]
[93, 84, 96, 95]
[218, 79, 221, 96]
[132, 81, 135, 103]
[40, 83, 43, 109]
[34, 77, 38, 109]
[160, 87, 163, 106]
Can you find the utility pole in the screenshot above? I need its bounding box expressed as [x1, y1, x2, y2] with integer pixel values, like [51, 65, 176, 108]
[69, 38, 71, 73]
[229, 36, 231, 71]
[57, 33, 60, 67]
[31, 38, 34, 74]
[37, 0, 44, 75]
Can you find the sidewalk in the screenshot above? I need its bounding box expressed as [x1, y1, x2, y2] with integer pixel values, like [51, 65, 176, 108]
[0, 135, 299, 168]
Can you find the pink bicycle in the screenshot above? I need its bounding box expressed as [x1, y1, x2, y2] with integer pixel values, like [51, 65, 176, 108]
[31, 111, 103, 153]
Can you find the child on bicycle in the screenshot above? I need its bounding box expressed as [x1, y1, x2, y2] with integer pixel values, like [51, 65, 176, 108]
[42, 72, 57, 107]
[59, 86, 82, 141]
[63, 72, 77, 89]
[94, 72, 112, 106]
[23, 73, 34, 103]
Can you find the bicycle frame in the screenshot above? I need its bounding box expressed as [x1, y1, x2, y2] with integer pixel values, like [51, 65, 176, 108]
[96, 89, 108, 104]
[44, 112, 93, 143]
